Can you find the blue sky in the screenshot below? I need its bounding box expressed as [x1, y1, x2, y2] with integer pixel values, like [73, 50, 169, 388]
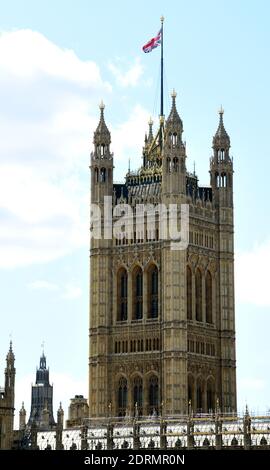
[0, 0, 270, 424]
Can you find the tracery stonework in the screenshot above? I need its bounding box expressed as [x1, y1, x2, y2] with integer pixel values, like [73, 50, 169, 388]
[89, 96, 236, 418]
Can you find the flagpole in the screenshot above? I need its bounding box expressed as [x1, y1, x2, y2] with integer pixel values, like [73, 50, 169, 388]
[160, 16, 164, 117]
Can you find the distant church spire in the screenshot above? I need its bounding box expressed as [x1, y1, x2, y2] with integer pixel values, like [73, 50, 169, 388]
[27, 352, 56, 430]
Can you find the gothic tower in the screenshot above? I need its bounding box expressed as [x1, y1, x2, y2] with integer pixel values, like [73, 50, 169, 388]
[209, 108, 236, 411]
[89, 102, 113, 417]
[27, 352, 56, 429]
[89, 94, 237, 417]
[0, 342, 15, 449]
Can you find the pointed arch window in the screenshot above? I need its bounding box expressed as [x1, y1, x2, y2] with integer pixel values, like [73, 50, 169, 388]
[187, 266, 192, 320]
[195, 269, 202, 321]
[118, 377, 127, 417]
[100, 167, 106, 182]
[133, 376, 143, 416]
[206, 379, 215, 412]
[148, 375, 159, 415]
[133, 267, 143, 320]
[205, 271, 213, 323]
[117, 269, 127, 321]
[196, 381, 203, 412]
[148, 266, 158, 318]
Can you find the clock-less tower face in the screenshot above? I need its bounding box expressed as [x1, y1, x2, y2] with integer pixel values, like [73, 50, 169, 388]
[89, 98, 236, 418]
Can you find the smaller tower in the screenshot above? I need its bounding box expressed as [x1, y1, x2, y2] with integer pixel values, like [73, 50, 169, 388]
[19, 402, 26, 430]
[210, 108, 236, 412]
[210, 107, 233, 207]
[0, 342, 15, 449]
[162, 90, 186, 198]
[90, 101, 114, 204]
[57, 402, 64, 429]
[56, 402, 64, 450]
[5, 341, 15, 403]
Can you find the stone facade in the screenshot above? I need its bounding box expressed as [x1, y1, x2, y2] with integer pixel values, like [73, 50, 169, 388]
[89, 94, 236, 418]
[66, 395, 89, 428]
[0, 342, 15, 449]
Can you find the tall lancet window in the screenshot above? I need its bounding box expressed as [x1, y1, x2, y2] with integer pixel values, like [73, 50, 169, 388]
[205, 270, 213, 323]
[195, 269, 202, 322]
[187, 266, 192, 320]
[148, 266, 158, 318]
[118, 377, 127, 417]
[118, 268, 127, 321]
[133, 267, 143, 320]
[133, 376, 143, 416]
[148, 375, 159, 415]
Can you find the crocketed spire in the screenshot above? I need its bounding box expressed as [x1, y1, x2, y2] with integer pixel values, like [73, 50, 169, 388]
[6, 341, 15, 364]
[166, 89, 183, 131]
[212, 107, 230, 149]
[148, 117, 154, 143]
[93, 100, 111, 146]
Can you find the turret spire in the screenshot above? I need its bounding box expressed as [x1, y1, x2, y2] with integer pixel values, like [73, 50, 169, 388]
[93, 100, 111, 148]
[148, 117, 154, 143]
[166, 89, 183, 131]
[213, 106, 230, 150]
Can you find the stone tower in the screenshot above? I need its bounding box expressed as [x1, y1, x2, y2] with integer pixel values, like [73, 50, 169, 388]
[0, 342, 16, 449]
[19, 402, 26, 431]
[27, 352, 56, 429]
[89, 94, 237, 418]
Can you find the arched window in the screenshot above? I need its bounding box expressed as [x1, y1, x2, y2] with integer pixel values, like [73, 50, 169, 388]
[187, 266, 192, 320]
[196, 380, 203, 412]
[118, 377, 128, 417]
[100, 167, 106, 182]
[117, 269, 127, 321]
[188, 375, 195, 410]
[148, 266, 158, 318]
[206, 379, 215, 412]
[133, 267, 143, 320]
[195, 269, 202, 321]
[205, 271, 212, 323]
[148, 375, 159, 415]
[133, 376, 143, 416]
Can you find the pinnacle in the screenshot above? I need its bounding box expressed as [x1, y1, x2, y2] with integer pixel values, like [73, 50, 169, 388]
[213, 107, 230, 148]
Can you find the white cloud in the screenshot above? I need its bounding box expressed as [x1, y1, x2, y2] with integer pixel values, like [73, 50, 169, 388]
[28, 279, 82, 300]
[108, 57, 143, 87]
[0, 30, 108, 269]
[62, 284, 82, 300]
[112, 104, 150, 168]
[0, 30, 150, 269]
[28, 280, 59, 291]
[235, 239, 270, 307]
[0, 29, 111, 89]
[238, 377, 265, 392]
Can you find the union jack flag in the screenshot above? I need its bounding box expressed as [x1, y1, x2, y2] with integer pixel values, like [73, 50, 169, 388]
[142, 29, 162, 53]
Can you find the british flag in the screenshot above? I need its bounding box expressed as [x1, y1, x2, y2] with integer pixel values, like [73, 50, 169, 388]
[142, 29, 162, 53]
